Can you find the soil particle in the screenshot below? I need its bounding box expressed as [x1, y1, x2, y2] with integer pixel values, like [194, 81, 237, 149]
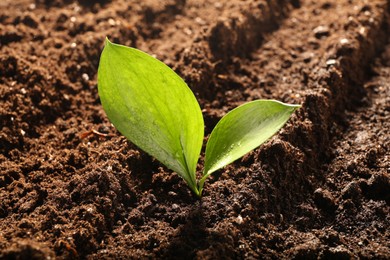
[0, 240, 55, 260]
[313, 25, 330, 39]
[314, 188, 337, 212]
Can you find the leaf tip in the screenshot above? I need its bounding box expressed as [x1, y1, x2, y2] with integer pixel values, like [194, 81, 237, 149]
[284, 102, 301, 111]
[105, 37, 112, 46]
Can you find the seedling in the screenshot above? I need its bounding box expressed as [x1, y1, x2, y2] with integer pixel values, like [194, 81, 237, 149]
[98, 38, 300, 197]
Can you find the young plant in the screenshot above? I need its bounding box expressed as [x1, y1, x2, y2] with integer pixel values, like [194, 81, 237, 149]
[98, 38, 300, 197]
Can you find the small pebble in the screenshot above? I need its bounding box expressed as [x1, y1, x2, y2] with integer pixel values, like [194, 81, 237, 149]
[359, 27, 366, 37]
[168, 191, 177, 196]
[326, 59, 337, 66]
[364, 11, 371, 16]
[108, 18, 116, 26]
[82, 73, 89, 81]
[183, 27, 192, 35]
[313, 25, 330, 38]
[195, 17, 205, 25]
[235, 215, 244, 224]
[340, 38, 349, 45]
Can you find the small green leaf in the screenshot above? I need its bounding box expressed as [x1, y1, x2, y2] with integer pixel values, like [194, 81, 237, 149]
[203, 100, 300, 180]
[98, 39, 204, 195]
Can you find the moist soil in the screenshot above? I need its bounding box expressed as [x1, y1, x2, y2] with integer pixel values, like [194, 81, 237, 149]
[0, 0, 389, 259]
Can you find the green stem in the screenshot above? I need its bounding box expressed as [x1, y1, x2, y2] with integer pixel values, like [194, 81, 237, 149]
[196, 173, 210, 197]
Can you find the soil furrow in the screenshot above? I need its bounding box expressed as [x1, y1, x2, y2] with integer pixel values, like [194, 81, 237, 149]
[313, 38, 390, 258]
[182, 1, 390, 258]
[0, 0, 389, 259]
[172, 0, 297, 103]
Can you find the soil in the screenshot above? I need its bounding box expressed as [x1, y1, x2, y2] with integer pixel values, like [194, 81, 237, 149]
[0, 0, 389, 259]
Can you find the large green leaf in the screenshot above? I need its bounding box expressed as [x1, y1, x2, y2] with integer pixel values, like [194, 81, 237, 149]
[202, 100, 300, 181]
[98, 39, 204, 194]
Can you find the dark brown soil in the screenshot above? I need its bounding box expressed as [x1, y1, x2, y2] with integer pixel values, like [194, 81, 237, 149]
[0, 0, 389, 259]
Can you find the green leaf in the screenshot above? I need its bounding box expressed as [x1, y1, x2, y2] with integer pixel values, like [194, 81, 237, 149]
[98, 39, 204, 195]
[202, 100, 300, 181]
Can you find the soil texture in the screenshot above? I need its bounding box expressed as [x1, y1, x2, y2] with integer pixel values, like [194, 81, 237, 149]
[0, 0, 389, 259]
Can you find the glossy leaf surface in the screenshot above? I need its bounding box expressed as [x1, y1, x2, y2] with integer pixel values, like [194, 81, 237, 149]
[98, 39, 204, 194]
[203, 100, 300, 177]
